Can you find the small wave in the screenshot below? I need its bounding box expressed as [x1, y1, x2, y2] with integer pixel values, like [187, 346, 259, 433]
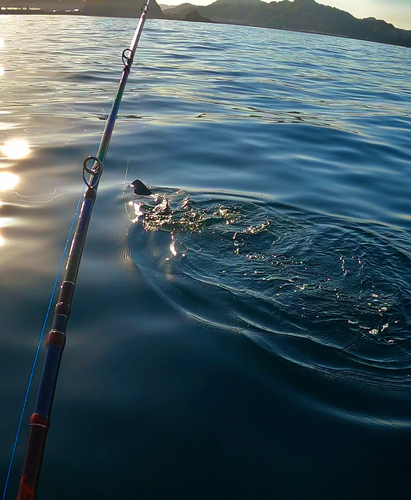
[125, 188, 411, 423]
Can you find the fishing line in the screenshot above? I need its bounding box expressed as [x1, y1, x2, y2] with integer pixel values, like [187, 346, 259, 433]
[2, 50, 122, 498]
[13, 3, 152, 499]
[1, 72, 120, 498]
[122, 157, 131, 195]
[1, 195, 82, 500]
[2, 79, 127, 496]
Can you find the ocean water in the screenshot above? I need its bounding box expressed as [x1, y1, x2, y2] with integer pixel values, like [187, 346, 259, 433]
[1, 14, 411, 499]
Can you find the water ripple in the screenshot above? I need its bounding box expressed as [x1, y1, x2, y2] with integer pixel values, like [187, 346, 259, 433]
[1, 15, 411, 435]
[126, 188, 411, 423]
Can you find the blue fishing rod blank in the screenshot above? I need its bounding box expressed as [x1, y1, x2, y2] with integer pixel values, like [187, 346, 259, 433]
[16, 3, 152, 498]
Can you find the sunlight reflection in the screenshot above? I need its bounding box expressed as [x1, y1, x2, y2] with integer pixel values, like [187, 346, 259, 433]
[0, 217, 11, 228]
[131, 201, 145, 223]
[0, 172, 19, 190]
[0, 235, 5, 246]
[1, 139, 30, 159]
[169, 238, 177, 257]
[0, 38, 3, 49]
[0, 66, 4, 76]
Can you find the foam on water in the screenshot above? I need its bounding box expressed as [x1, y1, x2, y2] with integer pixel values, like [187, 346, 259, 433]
[126, 187, 411, 423]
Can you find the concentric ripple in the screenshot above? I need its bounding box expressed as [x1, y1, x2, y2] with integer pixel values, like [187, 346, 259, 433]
[126, 187, 411, 422]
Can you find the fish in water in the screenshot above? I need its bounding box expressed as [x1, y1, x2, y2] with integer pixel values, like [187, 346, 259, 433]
[125, 185, 411, 424]
[128, 179, 170, 222]
[130, 179, 153, 196]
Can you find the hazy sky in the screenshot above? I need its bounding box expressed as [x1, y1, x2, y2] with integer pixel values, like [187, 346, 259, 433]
[162, 0, 411, 30]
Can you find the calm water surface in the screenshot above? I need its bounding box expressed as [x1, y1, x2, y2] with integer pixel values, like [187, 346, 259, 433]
[1, 15, 411, 499]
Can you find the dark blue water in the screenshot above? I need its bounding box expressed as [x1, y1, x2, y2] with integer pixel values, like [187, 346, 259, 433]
[1, 14, 411, 499]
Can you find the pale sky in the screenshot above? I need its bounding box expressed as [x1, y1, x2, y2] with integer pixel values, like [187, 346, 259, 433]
[162, 0, 411, 30]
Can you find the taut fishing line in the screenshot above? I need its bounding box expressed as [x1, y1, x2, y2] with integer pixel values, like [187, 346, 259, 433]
[122, 157, 131, 195]
[1, 196, 82, 500]
[2, 2, 152, 498]
[2, 82, 118, 500]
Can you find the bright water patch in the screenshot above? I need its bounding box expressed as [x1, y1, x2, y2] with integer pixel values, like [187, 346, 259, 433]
[127, 188, 411, 422]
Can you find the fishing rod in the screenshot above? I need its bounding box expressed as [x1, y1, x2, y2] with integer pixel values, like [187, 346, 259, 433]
[15, 3, 152, 499]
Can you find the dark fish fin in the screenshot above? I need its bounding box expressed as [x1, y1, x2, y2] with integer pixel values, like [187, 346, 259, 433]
[131, 179, 153, 196]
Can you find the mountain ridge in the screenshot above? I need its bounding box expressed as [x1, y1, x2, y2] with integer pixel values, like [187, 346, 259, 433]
[163, 0, 411, 48]
[1, 0, 409, 48]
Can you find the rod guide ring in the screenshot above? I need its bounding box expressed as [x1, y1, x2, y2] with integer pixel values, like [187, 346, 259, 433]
[82, 156, 103, 189]
[122, 48, 132, 66]
[83, 156, 102, 174]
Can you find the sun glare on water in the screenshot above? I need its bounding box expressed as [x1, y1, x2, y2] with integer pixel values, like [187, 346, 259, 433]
[1, 140, 30, 160]
[0, 235, 5, 247]
[0, 172, 19, 190]
[0, 38, 4, 49]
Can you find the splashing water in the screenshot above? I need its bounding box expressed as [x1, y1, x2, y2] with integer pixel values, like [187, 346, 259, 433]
[125, 187, 411, 422]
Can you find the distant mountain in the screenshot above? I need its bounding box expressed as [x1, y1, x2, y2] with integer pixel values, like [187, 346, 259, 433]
[165, 0, 411, 48]
[212, 0, 261, 4]
[0, 0, 84, 8]
[163, 0, 260, 17]
[19, 0, 410, 48]
[83, 0, 163, 18]
[163, 0, 259, 11]
[201, 0, 264, 21]
[163, 2, 198, 16]
[165, 0, 264, 22]
[184, 9, 212, 22]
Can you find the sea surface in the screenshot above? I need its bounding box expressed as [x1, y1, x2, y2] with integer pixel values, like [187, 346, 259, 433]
[0, 14, 411, 499]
